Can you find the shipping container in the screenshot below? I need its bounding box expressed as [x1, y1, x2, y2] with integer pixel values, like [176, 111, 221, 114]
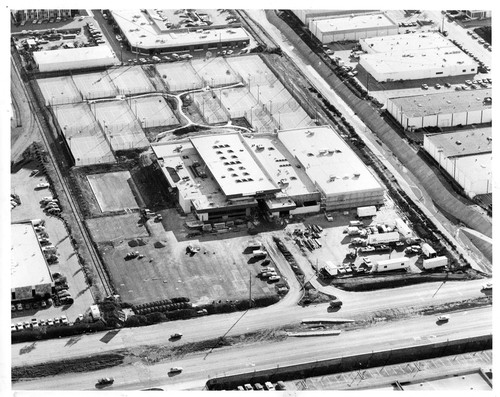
[423, 256, 448, 269]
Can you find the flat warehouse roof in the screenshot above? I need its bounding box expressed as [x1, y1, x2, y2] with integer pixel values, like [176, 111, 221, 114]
[33, 45, 118, 65]
[191, 133, 279, 198]
[360, 48, 476, 75]
[112, 9, 249, 50]
[361, 33, 455, 53]
[11, 223, 52, 289]
[390, 89, 491, 117]
[426, 128, 492, 157]
[313, 13, 396, 33]
[278, 126, 384, 197]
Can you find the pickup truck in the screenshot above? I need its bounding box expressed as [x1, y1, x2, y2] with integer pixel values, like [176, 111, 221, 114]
[329, 300, 343, 308]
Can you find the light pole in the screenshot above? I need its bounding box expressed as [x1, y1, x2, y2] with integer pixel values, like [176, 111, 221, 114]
[269, 100, 272, 116]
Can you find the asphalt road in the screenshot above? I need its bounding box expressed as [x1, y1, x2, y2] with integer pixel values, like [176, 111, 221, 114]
[14, 306, 491, 390]
[253, 10, 491, 239]
[12, 277, 489, 367]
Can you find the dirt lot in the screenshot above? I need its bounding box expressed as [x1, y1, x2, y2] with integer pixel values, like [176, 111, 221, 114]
[86, 213, 149, 243]
[98, 226, 281, 306]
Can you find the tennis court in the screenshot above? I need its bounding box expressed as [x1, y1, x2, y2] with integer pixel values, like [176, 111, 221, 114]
[227, 55, 279, 87]
[37, 76, 82, 106]
[68, 133, 115, 166]
[72, 71, 118, 100]
[130, 96, 180, 128]
[108, 66, 155, 95]
[87, 171, 139, 212]
[191, 57, 242, 87]
[53, 103, 98, 134]
[194, 91, 231, 124]
[156, 62, 203, 92]
[94, 101, 149, 151]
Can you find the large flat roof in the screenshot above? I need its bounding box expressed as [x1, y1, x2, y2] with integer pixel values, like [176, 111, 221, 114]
[312, 12, 396, 33]
[389, 89, 492, 117]
[246, 134, 318, 198]
[190, 133, 279, 198]
[278, 126, 384, 197]
[360, 48, 476, 75]
[426, 128, 492, 158]
[112, 9, 249, 50]
[33, 45, 118, 66]
[11, 223, 52, 289]
[361, 32, 455, 53]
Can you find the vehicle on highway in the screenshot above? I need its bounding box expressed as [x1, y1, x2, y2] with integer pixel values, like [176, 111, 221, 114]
[481, 283, 492, 291]
[170, 332, 182, 339]
[437, 315, 450, 322]
[421, 83, 428, 90]
[97, 377, 114, 387]
[35, 183, 50, 190]
[169, 367, 183, 374]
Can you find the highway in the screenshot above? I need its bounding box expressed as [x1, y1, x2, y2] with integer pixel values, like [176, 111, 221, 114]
[12, 277, 489, 367]
[14, 306, 491, 391]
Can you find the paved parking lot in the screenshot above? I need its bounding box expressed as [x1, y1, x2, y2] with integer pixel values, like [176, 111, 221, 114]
[11, 162, 94, 326]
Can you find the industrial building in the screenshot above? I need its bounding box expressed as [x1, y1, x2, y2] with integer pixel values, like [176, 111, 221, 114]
[465, 10, 492, 19]
[360, 32, 458, 54]
[386, 89, 492, 130]
[33, 46, 120, 72]
[152, 126, 384, 223]
[308, 12, 398, 43]
[292, 9, 375, 25]
[423, 128, 492, 198]
[11, 223, 54, 302]
[112, 9, 250, 55]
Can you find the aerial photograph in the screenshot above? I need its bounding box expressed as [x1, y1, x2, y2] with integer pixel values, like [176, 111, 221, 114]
[8, 6, 493, 393]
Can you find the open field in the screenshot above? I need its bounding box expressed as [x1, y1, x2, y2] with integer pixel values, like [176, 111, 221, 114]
[191, 57, 242, 87]
[87, 171, 139, 212]
[129, 96, 180, 128]
[99, 232, 278, 305]
[156, 62, 203, 92]
[108, 66, 155, 95]
[94, 101, 149, 150]
[53, 103, 115, 165]
[72, 71, 117, 100]
[37, 76, 82, 105]
[86, 213, 149, 243]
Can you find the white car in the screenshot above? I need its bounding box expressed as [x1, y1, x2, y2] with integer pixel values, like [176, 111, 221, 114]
[437, 315, 450, 322]
[169, 367, 183, 373]
[325, 213, 333, 222]
[35, 183, 50, 189]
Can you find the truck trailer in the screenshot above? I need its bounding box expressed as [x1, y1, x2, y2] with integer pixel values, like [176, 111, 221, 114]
[372, 257, 410, 272]
[423, 256, 448, 270]
[367, 231, 400, 245]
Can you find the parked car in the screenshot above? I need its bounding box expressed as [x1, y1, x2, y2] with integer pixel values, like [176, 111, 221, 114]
[35, 183, 50, 190]
[169, 367, 183, 374]
[254, 383, 264, 390]
[11, 324, 17, 332]
[170, 332, 182, 339]
[325, 212, 333, 222]
[421, 83, 428, 90]
[268, 275, 281, 282]
[434, 83, 441, 89]
[30, 169, 39, 176]
[97, 377, 114, 386]
[17, 303, 23, 311]
[264, 382, 275, 391]
[437, 315, 450, 322]
[244, 384, 253, 391]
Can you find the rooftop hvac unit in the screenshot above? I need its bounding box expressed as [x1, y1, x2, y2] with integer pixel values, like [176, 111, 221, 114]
[329, 175, 336, 182]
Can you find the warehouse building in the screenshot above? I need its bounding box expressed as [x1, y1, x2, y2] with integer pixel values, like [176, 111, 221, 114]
[112, 9, 250, 55]
[308, 12, 398, 44]
[423, 128, 492, 198]
[360, 32, 457, 54]
[153, 126, 384, 222]
[292, 9, 375, 25]
[11, 223, 54, 302]
[278, 126, 385, 211]
[33, 46, 120, 72]
[386, 89, 492, 130]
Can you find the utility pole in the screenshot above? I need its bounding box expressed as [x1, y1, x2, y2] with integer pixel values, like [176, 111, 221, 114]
[249, 272, 252, 308]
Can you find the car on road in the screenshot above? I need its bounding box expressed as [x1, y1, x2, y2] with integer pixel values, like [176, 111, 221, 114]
[481, 283, 492, 291]
[329, 299, 343, 309]
[421, 83, 428, 90]
[35, 183, 50, 189]
[115, 34, 122, 41]
[97, 377, 114, 386]
[170, 332, 182, 339]
[169, 367, 183, 374]
[325, 212, 333, 222]
[437, 315, 450, 322]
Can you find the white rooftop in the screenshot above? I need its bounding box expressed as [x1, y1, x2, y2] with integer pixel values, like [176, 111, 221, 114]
[33, 45, 118, 67]
[11, 223, 52, 289]
[248, 134, 318, 198]
[112, 9, 249, 50]
[278, 126, 384, 197]
[312, 12, 396, 33]
[360, 48, 476, 75]
[361, 32, 456, 53]
[190, 133, 279, 198]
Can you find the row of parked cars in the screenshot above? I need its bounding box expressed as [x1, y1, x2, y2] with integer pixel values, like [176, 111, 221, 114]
[237, 381, 286, 391]
[467, 30, 492, 51]
[12, 315, 69, 332]
[87, 22, 105, 45]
